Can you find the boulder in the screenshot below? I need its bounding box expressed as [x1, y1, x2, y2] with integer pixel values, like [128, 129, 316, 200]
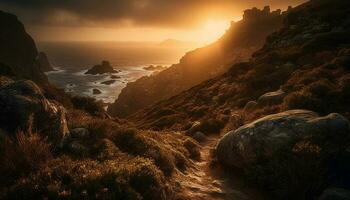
[216, 110, 350, 168]
[257, 89, 286, 106]
[0, 80, 69, 145]
[319, 188, 350, 200]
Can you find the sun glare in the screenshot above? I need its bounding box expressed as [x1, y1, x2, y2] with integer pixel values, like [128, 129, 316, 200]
[198, 20, 230, 45]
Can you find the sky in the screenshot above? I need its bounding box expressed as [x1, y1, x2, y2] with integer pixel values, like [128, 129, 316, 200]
[0, 0, 307, 43]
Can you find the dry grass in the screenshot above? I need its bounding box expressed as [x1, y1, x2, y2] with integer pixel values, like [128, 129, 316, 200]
[0, 131, 52, 185]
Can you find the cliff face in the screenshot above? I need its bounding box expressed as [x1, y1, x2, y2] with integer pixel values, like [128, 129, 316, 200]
[0, 10, 48, 83]
[130, 0, 350, 132]
[107, 7, 285, 118]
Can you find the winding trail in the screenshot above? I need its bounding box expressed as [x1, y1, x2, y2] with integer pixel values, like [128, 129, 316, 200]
[175, 135, 266, 200]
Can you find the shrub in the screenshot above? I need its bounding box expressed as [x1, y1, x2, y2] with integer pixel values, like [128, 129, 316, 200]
[283, 91, 325, 113]
[245, 148, 327, 200]
[183, 139, 201, 160]
[4, 157, 168, 200]
[71, 96, 105, 117]
[199, 118, 225, 134]
[0, 131, 52, 185]
[112, 130, 176, 176]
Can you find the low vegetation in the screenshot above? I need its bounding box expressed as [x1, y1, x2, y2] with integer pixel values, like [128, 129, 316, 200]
[0, 106, 199, 199]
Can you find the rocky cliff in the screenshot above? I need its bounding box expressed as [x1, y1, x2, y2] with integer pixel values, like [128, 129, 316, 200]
[0, 10, 48, 83]
[107, 6, 285, 118]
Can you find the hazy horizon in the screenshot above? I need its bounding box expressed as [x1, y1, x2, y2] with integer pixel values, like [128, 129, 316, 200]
[1, 0, 306, 44]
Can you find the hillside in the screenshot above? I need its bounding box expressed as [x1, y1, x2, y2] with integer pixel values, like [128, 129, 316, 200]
[107, 6, 285, 118]
[128, 1, 350, 198]
[131, 0, 350, 132]
[0, 9, 208, 200]
[1, 1, 350, 199]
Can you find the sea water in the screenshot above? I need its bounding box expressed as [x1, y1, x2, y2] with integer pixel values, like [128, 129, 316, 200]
[38, 41, 193, 103]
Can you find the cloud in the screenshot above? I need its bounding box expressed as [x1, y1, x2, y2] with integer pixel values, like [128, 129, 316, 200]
[0, 0, 306, 28]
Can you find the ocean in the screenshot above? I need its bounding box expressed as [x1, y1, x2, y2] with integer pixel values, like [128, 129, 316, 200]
[38, 41, 194, 103]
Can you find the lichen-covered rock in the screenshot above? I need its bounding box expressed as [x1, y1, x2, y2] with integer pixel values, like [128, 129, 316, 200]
[216, 110, 350, 168]
[0, 80, 69, 144]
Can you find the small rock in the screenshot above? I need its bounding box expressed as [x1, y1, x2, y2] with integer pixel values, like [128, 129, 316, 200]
[110, 75, 121, 79]
[101, 80, 116, 85]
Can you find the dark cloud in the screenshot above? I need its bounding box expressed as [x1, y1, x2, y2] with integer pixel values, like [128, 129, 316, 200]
[0, 0, 306, 28]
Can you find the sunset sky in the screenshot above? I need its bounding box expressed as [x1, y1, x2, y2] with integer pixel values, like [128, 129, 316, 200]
[0, 0, 306, 44]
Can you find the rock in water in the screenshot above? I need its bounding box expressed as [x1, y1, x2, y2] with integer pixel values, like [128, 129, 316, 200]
[93, 88, 102, 95]
[85, 60, 118, 75]
[216, 110, 350, 168]
[0, 80, 69, 145]
[101, 80, 116, 85]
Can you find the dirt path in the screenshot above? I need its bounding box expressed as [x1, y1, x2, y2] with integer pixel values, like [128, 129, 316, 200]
[175, 135, 266, 200]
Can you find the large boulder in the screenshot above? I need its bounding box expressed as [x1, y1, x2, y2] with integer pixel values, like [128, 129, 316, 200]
[0, 80, 69, 144]
[216, 110, 350, 168]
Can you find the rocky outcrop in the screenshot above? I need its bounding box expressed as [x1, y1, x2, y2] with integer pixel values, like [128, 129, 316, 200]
[0, 80, 69, 145]
[107, 7, 285, 118]
[36, 52, 54, 72]
[0, 10, 47, 83]
[216, 110, 350, 167]
[85, 61, 119, 75]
